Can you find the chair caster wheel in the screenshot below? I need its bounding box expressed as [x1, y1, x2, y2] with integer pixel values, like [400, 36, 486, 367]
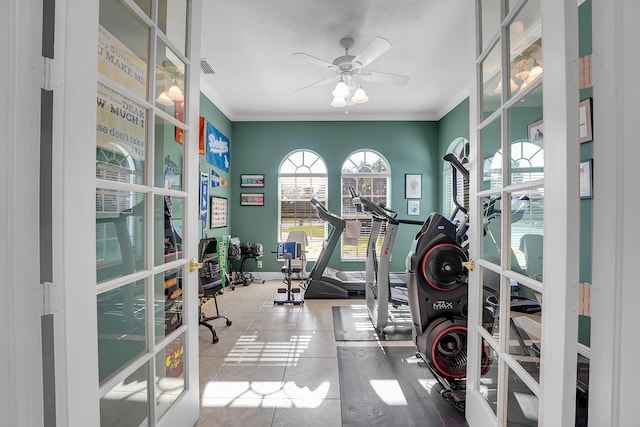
[213, 336, 219, 344]
[226, 320, 232, 327]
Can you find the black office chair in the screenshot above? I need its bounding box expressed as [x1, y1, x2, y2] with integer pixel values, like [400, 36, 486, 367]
[198, 238, 232, 343]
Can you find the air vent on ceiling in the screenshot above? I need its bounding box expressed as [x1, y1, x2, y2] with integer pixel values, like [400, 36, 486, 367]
[200, 58, 215, 74]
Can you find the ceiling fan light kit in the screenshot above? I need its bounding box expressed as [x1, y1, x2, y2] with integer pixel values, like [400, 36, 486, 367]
[351, 87, 369, 104]
[294, 36, 409, 108]
[493, 39, 544, 95]
[330, 96, 347, 108]
[156, 90, 175, 106]
[167, 82, 185, 102]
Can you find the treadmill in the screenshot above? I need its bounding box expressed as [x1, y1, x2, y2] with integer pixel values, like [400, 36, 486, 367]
[304, 199, 369, 298]
[350, 188, 423, 332]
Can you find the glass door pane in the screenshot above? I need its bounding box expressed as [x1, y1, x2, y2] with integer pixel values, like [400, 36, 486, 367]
[471, 1, 545, 425]
[96, 0, 198, 424]
[481, 41, 502, 120]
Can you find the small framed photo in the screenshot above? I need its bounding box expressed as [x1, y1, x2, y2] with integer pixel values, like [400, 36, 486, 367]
[528, 119, 544, 144]
[580, 160, 593, 199]
[579, 98, 593, 143]
[408, 200, 420, 216]
[240, 174, 265, 187]
[240, 193, 264, 206]
[405, 173, 422, 199]
[209, 196, 228, 228]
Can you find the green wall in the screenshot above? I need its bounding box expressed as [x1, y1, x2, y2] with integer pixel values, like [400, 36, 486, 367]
[197, 0, 593, 344]
[229, 121, 439, 273]
[199, 93, 233, 240]
[437, 98, 470, 212]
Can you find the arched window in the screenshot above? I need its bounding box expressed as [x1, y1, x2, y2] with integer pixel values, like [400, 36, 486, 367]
[483, 139, 544, 270]
[341, 150, 390, 260]
[278, 150, 328, 260]
[442, 138, 470, 220]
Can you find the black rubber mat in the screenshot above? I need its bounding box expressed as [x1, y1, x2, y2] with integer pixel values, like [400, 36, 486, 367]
[332, 305, 413, 341]
[337, 346, 468, 427]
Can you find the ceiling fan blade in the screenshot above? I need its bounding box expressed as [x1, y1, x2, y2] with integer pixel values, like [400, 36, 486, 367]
[293, 52, 338, 70]
[294, 76, 338, 93]
[361, 70, 409, 86]
[351, 36, 392, 69]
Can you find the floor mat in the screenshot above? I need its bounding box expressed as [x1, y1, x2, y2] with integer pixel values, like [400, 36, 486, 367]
[337, 346, 468, 427]
[332, 305, 413, 341]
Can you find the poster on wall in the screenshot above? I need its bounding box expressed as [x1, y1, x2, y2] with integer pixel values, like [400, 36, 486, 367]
[96, 83, 146, 161]
[210, 196, 228, 228]
[200, 172, 208, 222]
[205, 121, 230, 172]
[217, 235, 230, 289]
[97, 25, 147, 98]
[210, 170, 227, 187]
[165, 336, 184, 378]
[174, 101, 184, 144]
[198, 117, 205, 155]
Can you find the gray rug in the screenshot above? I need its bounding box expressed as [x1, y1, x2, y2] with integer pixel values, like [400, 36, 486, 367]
[337, 346, 468, 427]
[332, 304, 413, 341]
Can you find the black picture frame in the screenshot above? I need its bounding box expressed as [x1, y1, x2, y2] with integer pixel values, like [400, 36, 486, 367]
[580, 159, 593, 199]
[579, 98, 593, 143]
[240, 193, 264, 206]
[240, 174, 265, 187]
[405, 173, 422, 199]
[209, 196, 228, 228]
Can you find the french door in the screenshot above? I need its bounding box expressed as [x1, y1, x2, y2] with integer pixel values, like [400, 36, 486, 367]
[29, 0, 204, 425]
[93, 0, 203, 425]
[465, 1, 579, 426]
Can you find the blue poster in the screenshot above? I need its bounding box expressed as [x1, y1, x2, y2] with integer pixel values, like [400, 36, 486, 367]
[200, 172, 208, 221]
[205, 121, 230, 172]
[210, 170, 221, 187]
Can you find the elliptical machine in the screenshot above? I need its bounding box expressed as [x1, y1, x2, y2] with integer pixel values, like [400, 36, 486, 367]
[406, 154, 492, 411]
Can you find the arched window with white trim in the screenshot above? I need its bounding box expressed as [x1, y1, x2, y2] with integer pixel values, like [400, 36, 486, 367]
[278, 150, 328, 260]
[341, 150, 390, 260]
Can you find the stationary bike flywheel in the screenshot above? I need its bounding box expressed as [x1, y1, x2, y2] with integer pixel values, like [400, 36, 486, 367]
[425, 318, 491, 380]
[420, 242, 468, 291]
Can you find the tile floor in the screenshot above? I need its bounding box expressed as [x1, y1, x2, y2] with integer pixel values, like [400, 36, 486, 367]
[194, 278, 414, 427]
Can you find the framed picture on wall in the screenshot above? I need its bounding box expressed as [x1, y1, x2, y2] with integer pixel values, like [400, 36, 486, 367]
[408, 200, 420, 216]
[579, 98, 593, 143]
[580, 159, 593, 199]
[405, 174, 422, 199]
[209, 196, 228, 228]
[240, 193, 264, 206]
[528, 119, 544, 144]
[240, 174, 265, 187]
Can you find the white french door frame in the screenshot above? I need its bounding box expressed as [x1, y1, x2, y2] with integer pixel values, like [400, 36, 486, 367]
[589, 1, 640, 425]
[466, 1, 580, 425]
[5, 0, 204, 425]
[3, 0, 50, 425]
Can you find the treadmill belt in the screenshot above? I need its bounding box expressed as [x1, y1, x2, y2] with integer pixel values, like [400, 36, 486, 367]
[337, 346, 468, 427]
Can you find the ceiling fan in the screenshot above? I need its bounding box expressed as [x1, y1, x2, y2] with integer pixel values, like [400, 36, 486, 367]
[293, 36, 409, 107]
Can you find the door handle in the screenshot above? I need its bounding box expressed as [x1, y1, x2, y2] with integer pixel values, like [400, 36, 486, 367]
[462, 261, 475, 271]
[189, 259, 203, 272]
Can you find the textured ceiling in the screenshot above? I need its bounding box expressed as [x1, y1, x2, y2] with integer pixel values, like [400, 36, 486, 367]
[199, 0, 471, 121]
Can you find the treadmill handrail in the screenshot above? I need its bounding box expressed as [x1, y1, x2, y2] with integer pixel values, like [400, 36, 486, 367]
[443, 153, 470, 181]
[350, 187, 422, 225]
[310, 198, 345, 229]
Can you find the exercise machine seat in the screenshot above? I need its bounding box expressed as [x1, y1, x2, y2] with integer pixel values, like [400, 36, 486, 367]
[283, 231, 307, 277]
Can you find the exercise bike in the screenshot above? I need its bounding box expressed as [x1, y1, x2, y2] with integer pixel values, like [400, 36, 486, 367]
[406, 154, 540, 411]
[273, 241, 304, 306]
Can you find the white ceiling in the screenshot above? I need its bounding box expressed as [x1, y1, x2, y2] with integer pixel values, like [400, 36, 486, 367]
[198, 0, 472, 122]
